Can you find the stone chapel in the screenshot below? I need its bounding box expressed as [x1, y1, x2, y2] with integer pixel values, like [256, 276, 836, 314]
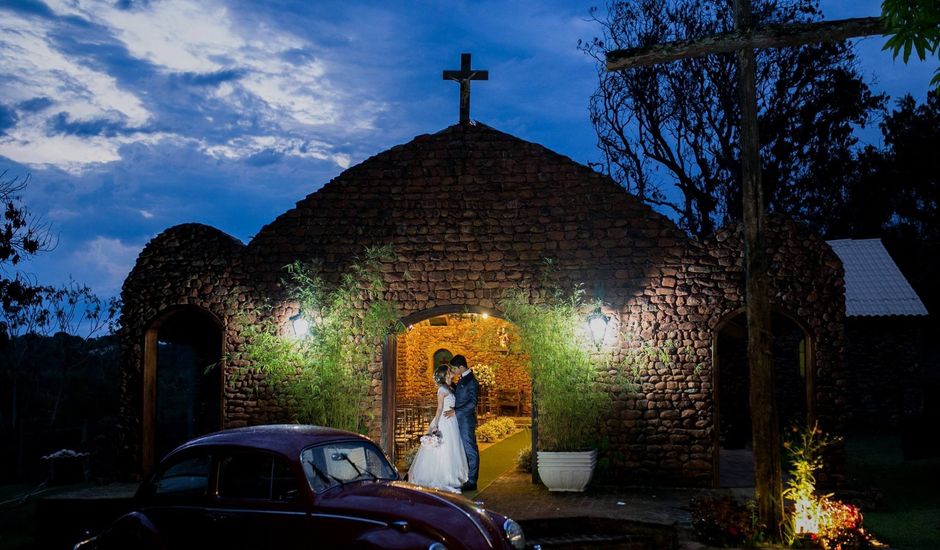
[119, 121, 846, 487]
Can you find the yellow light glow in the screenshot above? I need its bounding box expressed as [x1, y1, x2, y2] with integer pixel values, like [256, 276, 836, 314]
[481, 312, 489, 319]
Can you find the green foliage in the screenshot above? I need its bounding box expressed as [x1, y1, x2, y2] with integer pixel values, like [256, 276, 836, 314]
[476, 416, 517, 443]
[783, 423, 835, 535]
[882, 0, 940, 87]
[783, 424, 876, 549]
[499, 276, 609, 452]
[516, 445, 533, 473]
[240, 245, 402, 433]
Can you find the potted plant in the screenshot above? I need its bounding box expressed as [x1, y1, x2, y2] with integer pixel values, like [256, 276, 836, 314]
[500, 284, 609, 491]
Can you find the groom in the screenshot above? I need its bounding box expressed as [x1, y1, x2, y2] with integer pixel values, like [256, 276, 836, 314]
[444, 354, 479, 491]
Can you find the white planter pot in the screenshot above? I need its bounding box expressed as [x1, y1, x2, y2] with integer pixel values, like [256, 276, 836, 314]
[536, 449, 597, 492]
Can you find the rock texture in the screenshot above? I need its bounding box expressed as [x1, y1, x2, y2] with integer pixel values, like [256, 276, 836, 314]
[120, 123, 846, 486]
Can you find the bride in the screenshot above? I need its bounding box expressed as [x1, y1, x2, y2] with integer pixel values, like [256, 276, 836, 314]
[407, 365, 469, 492]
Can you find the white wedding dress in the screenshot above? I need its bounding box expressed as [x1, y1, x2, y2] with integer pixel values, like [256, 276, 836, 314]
[407, 386, 469, 492]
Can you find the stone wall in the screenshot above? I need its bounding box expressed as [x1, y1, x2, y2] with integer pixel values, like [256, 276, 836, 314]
[395, 315, 530, 410]
[844, 317, 926, 431]
[120, 124, 847, 487]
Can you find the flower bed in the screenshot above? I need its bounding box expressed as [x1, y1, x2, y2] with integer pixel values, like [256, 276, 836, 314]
[476, 417, 517, 443]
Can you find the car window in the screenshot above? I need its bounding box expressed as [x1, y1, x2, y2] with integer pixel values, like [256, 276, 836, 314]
[153, 454, 210, 497]
[301, 441, 397, 493]
[218, 452, 299, 502]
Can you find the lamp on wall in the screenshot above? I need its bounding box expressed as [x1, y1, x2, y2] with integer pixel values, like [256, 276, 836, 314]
[290, 312, 310, 338]
[587, 306, 609, 349]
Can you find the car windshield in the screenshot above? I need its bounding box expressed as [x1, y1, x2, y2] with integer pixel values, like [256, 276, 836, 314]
[300, 440, 397, 492]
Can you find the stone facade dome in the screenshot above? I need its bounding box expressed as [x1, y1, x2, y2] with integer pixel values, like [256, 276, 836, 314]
[120, 123, 846, 486]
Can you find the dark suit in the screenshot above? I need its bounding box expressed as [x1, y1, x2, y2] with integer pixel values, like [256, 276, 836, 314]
[453, 370, 480, 484]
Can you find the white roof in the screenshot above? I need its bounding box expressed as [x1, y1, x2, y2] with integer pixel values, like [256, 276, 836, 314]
[827, 238, 928, 317]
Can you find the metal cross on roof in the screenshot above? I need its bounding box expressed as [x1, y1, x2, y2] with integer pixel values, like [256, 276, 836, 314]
[442, 53, 488, 124]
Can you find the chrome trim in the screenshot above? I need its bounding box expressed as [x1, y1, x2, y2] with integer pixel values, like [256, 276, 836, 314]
[309, 512, 388, 527]
[203, 507, 307, 517]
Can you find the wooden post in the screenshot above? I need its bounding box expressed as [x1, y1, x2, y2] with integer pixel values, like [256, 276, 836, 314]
[734, 0, 784, 537]
[602, 4, 889, 539]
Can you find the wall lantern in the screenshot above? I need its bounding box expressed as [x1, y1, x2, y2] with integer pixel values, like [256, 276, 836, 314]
[588, 306, 610, 348]
[290, 312, 310, 338]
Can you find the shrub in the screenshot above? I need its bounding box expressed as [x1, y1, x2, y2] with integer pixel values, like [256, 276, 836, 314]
[690, 495, 761, 547]
[516, 445, 532, 473]
[239, 245, 401, 433]
[476, 423, 500, 442]
[784, 423, 877, 549]
[495, 417, 516, 436]
[500, 282, 611, 452]
[476, 417, 517, 442]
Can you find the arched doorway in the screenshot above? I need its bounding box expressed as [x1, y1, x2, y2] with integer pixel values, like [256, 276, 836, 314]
[142, 306, 223, 473]
[382, 306, 532, 469]
[713, 309, 814, 487]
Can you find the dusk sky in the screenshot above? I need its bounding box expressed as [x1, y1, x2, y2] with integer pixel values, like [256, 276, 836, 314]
[0, 0, 935, 304]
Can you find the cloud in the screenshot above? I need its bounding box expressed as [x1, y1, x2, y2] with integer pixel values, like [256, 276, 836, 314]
[0, 11, 151, 124]
[0, 0, 387, 173]
[71, 235, 143, 296]
[18, 97, 54, 112]
[201, 135, 352, 168]
[47, 111, 144, 138]
[42, 0, 384, 130]
[172, 68, 245, 87]
[0, 123, 178, 173]
[0, 104, 17, 134]
[0, 7, 154, 170]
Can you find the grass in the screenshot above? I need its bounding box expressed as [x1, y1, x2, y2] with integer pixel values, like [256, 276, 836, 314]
[475, 428, 531, 493]
[843, 433, 940, 550]
[0, 482, 49, 550]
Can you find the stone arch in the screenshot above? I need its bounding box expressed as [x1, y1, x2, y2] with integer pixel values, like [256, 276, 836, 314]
[711, 306, 816, 487]
[142, 305, 224, 473]
[381, 305, 530, 464]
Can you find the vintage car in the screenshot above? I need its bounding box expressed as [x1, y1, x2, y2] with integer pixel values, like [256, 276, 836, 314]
[74, 424, 525, 549]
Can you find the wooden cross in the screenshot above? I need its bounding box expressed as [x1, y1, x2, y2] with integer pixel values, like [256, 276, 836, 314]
[443, 53, 489, 124]
[605, 4, 884, 539]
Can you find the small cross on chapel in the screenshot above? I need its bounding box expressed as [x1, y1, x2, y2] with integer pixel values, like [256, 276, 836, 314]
[443, 53, 488, 124]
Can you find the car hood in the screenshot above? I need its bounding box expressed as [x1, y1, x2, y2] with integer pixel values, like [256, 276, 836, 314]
[316, 481, 506, 548]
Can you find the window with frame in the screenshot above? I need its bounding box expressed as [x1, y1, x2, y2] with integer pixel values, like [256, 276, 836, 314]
[153, 454, 211, 498]
[217, 452, 299, 502]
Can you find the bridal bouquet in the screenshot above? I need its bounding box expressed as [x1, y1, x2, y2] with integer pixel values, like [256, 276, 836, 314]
[420, 430, 443, 448]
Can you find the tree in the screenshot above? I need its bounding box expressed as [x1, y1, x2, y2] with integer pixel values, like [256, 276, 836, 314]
[824, 91, 940, 312]
[580, 0, 884, 237]
[1, 172, 55, 341]
[882, 0, 940, 88]
[1, 277, 121, 479]
[0, 172, 120, 480]
[0, 172, 54, 272]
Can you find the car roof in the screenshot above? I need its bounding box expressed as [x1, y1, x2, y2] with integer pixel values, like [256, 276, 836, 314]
[170, 424, 372, 459]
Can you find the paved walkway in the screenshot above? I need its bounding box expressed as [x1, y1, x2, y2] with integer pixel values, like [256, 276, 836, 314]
[463, 429, 762, 547]
[477, 471, 723, 548]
